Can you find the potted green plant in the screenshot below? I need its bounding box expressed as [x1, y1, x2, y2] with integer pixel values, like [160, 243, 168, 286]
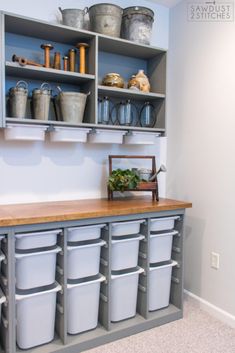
[107, 169, 141, 192]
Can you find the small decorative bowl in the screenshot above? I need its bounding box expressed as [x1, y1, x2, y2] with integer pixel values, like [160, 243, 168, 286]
[102, 73, 124, 88]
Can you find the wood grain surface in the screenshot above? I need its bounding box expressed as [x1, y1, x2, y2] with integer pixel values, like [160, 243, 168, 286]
[0, 197, 192, 227]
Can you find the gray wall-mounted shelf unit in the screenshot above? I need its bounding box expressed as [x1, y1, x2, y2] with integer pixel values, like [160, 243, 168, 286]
[0, 11, 167, 134]
[0, 208, 185, 353]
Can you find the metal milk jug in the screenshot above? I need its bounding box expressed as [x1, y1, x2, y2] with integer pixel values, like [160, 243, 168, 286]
[9, 80, 28, 118]
[32, 83, 51, 121]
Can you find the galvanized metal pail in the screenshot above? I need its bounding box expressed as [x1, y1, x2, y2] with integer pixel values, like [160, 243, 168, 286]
[59, 7, 88, 29]
[121, 7, 154, 45]
[9, 81, 28, 119]
[89, 3, 123, 37]
[32, 83, 51, 121]
[56, 90, 90, 124]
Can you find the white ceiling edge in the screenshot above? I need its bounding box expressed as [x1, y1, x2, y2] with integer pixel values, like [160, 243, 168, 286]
[147, 0, 182, 8]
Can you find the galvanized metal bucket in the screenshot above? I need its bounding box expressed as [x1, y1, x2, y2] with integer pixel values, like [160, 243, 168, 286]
[89, 3, 123, 37]
[121, 7, 154, 45]
[56, 88, 90, 124]
[32, 83, 51, 121]
[9, 81, 28, 119]
[59, 7, 88, 29]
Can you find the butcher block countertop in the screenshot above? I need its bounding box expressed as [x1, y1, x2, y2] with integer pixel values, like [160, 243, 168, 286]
[0, 197, 192, 227]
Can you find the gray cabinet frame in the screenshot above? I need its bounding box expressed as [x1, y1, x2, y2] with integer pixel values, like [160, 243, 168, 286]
[0, 208, 185, 353]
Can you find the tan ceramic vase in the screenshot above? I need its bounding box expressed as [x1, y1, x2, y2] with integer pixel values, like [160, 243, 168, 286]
[127, 75, 141, 91]
[102, 73, 124, 88]
[135, 69, 150, 93]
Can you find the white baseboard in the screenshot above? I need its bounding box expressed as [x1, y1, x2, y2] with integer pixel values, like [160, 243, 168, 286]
[184, 289, 235, 328]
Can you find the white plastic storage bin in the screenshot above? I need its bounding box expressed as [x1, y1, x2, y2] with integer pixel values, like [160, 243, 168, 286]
[49, 127, 91, 143]
[0, 288, 6, 324]
[111, 220, 145, 237]
[15, 229, 61, 250]
[88, 129, 127, 144]
[111, 235, 145, 271]
[67, 240, 106, 279]
[150, 216, 180, 232]
[16, 283, 61, 349]
[67, 224, 106, 242]
[15, 246, 61, 290]
[111, 267, 144, 322]
[4, 124, 47, 141]
[149, 230, 178, 263]
[67, 274, 105, 334]
[149, 260, 177, 311]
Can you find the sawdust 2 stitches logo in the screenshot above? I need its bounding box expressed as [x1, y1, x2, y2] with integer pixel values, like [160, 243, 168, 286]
[188, 1, 234, 21]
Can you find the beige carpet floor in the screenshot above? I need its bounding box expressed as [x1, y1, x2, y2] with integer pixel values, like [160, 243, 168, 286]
[86, 297, 235, 353]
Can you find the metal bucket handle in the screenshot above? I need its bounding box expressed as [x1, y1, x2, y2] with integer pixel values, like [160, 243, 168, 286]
[59, 7, 88, 14]
[15, 80, 28, 91]
[40, 82, 52, 91]
[56, 86, 91, 96]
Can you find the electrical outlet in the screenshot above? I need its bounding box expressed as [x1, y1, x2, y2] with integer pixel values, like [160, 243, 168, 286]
[211, 252, 220, 269]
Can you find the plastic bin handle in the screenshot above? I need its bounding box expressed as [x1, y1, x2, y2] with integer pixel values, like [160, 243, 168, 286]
[111, 267, 144, 280]
[150, 230, 179, 239]
[1, 315, 8, 328]
[149, 260, 178, 272]
[15, 246, 62, 259]
[0, 294, 6, 305]
[112, 220, 145, 227]
[111, 234, 145, 244]
[67, 224, 106, 232]
[67, 239, 106, 250]
[150, 216, 180, 222]
[15, 229, 62, 239]
[67, 275, 106, 288]
[0, 252, 5, 263]
[16, 282, 62, 301]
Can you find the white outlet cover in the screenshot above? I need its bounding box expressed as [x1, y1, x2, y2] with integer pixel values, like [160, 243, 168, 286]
[211, 252, 220, 269]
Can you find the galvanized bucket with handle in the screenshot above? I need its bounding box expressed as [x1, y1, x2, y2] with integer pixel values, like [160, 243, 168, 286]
[32, 83, 52, 121]
[89, 3, 123, 37]
[121, 7, 154, 45]
[56, 87, 90, 124]
[59, 7, 88, 29]
[9, 80, 28, 119]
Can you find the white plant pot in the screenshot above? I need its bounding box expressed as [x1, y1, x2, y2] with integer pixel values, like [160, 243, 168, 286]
[67, 275, 105, 334]
[4, 124, 47, 141]
[15, 229, 61, 250]
[88, 129, 127, 144]
[67, 240, 106, 279]
[123, 131, 160, 145]
[150, 216, 180, 232]
[48, 127, 91, 143]
[110, 267, 144, 322]
[149, 260, 177, 311]
[67, 224, 106, 242]
[15, 246, 61, 290]
[150, 230, 178, 263]
[111, 220, 145, 237]
[16, 283, 61, 349]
